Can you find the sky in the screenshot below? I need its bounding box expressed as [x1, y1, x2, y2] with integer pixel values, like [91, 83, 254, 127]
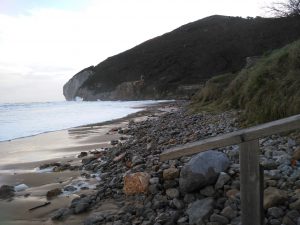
[0, 0, 273, 103]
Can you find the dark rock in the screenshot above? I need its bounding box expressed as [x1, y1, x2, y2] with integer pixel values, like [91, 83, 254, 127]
[215, 172, 231, 189]
[267, 207, 284, 219]
[110, 140, 119, 146]
[82, 157, 97, 165]
[209, 213, 229, 225]
[186, 198, 214, 225]
[200, 185, 215, 197]
[0, 185, 15, 199]
[289, 199, 300, 210]
[64, 186, 77, 192]
[78, 152, 88, 158]
[74, 202, 90, 214]
[179, 150, 230, 193]
[46, 188, 62, 199]
[220, 206, 237, 219]
[51, 208, 71, 220]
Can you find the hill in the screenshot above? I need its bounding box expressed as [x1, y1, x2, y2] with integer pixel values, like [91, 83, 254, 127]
[63, 15, 300, 101]
[191, 39, 300, 124]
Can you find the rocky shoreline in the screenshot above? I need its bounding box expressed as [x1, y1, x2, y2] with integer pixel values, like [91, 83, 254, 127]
[1, 102, 300, 225]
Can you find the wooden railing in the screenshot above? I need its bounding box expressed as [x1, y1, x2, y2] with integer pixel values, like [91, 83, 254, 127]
[160, 114, 300, 225]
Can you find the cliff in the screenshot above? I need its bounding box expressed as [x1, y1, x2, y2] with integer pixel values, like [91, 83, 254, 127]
[63, 15, 300, 101]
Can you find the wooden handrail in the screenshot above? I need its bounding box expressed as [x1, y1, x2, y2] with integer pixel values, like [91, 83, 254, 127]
[160, 114, 300, 161]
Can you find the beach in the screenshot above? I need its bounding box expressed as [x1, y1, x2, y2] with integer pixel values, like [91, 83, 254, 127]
[0, 101, 176, 225]
[0, 101, 299, 225]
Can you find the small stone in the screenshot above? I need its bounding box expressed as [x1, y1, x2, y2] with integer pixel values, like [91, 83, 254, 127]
[269, 219, 281, 225]
[0, 185, 15, 199]
[46, 188, 62, 199]
[123, 172, 150, 195]
[221, 206, 237, 219]
[282, 216, 296, 225]
[163, 167, 179, 180]
[286, 210, 300, 222]
[267, 207, 284, 218]
[149, 177, 160, 184]
[166, 188, 180, 199]
[292, 147, 300, 160]
[226, 189, 239, 199]
[51, 208, 71, 220]
[78, 152, 88, 158]
[110, 140, 119, 145]
[14, 184, 29, 192]
[215, 172, 231, 189]
[210, 213, 229, 225]
[131, 155, 144, 166]
[64, 186, 77, 192]
[148, 184, 159, 195]
[172, 198, 184, 209]
[264, 187, 288, 209]
[186, 198, 214, 225]
[113, 152, 126, 162]
[290, 199, 300, 210]
[177, 217, 188, 224]
[200, 185, 215, 197]
[74, 202, 90, 214]
[183, 193, 196, 203]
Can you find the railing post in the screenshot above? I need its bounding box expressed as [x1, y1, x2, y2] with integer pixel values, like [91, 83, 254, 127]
[239, 139, 264, 225]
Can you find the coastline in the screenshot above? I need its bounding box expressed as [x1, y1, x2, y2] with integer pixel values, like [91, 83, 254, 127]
[1, 100, 299, 225]
[0, 100, 180, 224]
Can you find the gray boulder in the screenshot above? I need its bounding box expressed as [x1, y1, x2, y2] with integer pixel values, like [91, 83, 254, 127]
[186, 198, 214, 225]
[179, 150, 230, 193]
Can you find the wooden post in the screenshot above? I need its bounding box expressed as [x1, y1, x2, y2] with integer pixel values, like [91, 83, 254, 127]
[239, 139, 264, 225]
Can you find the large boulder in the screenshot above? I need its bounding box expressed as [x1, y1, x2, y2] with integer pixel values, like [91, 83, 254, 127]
[179, 150, 230, 193]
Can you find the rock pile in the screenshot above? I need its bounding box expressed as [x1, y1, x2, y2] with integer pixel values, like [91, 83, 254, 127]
[49, 105, 300, 225]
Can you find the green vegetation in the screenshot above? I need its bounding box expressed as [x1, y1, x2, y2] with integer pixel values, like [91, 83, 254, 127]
[191, 39, 300, 125]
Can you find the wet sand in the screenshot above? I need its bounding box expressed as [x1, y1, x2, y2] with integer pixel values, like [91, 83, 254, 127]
[0, 102, 175, 225]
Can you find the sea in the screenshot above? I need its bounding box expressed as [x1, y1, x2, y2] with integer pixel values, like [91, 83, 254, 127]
[0, 100, 165, 142]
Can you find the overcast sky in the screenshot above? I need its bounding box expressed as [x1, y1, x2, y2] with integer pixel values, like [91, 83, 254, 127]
[0, 0, 273, 103]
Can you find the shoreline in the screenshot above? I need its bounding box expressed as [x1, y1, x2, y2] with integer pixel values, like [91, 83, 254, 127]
[0, 100, 181, 224]
[0, 100, 174, 144]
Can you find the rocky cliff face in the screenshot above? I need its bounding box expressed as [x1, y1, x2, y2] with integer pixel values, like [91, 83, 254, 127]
[63, 67, 95, 101]
[63, 15, 300, 101]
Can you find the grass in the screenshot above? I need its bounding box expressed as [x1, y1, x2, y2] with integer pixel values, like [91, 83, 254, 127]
[190, 39, 300, 125]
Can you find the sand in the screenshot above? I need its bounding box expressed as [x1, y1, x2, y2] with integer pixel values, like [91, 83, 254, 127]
[0, 102, 173, 225]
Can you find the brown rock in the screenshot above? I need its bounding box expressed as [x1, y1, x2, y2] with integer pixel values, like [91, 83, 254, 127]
[113, 152, 126, 162]
[46, 188, 62, 199]
[292, 147, 300, 160]
[123, 172, 150, 195]
[264, 187, 287, 209]
[163, 167, 179, 180]
[226, 189, 239, 199]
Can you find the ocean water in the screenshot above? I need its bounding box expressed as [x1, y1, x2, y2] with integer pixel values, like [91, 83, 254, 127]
[0, 100, 163, 142]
